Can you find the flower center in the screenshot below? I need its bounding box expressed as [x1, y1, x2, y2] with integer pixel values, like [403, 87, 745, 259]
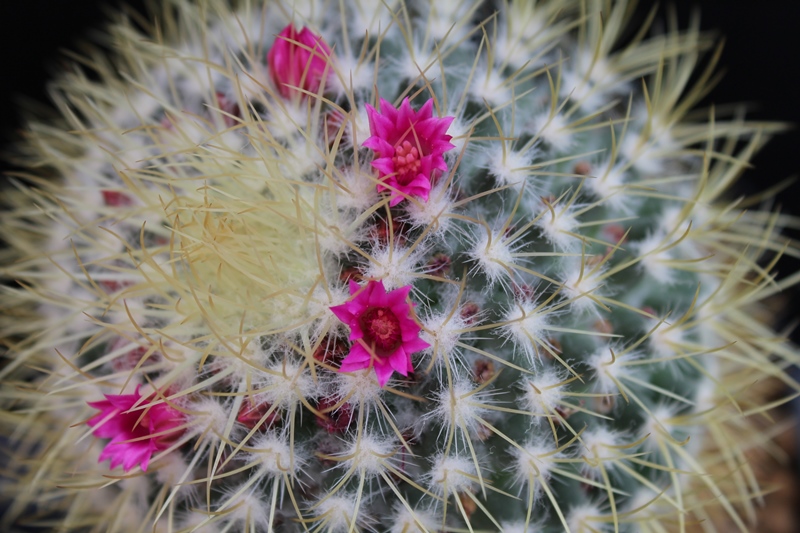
[359, 306, 403, 356]
[392, 140, 422, 184]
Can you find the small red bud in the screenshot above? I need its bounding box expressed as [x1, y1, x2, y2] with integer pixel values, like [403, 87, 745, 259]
[314, 397, 352, 434]
[236, 398, 280, 429]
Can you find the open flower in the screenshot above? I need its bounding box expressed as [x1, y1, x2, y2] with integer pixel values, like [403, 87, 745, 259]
[330, 280, 429, 386]
[364, 98, 455, 206]
[87, 387, 185, 472]
[267, 23, 332, 100]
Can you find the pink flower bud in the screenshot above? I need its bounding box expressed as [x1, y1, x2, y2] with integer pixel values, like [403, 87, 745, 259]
[267, 24, 332, 100]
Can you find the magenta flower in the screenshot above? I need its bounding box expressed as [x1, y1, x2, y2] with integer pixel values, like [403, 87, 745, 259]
[363, 98, 455, 206]
[330, 280, 430, 386]
[267, 23, 332, 100]
[87, 386, 185, 472]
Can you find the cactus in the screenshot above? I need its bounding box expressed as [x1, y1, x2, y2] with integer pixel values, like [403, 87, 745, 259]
[0, 0, 797, 531]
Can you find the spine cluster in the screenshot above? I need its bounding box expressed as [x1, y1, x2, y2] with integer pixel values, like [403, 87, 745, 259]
[0, 1, 796, 532]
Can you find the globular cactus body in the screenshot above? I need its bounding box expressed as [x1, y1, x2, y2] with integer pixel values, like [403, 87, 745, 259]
[0, 1, 796, 532]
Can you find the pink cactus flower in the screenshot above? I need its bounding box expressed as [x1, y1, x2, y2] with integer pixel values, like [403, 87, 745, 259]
[363, 98, 455, 206]
[330, 280, 430, 386]
[267, 23, 332, 100]
[87, 386, 185, 472]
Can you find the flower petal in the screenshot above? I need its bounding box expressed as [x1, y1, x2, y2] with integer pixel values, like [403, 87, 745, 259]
[87, 387, 184, 472]
[388, 347, 410, 375]
[373, 360, 394, 387]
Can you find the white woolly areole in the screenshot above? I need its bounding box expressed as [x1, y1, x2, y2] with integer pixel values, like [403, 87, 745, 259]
[561, 261, 606, 313]
[446, 114, 472, 155]
[108, 84, 163, 130]
[399, 43, 442, 82]
[176, 512, 221, 533]
[392, 398, 425, 442]
[331, 54, 373, 95]
[512, 440, 559, 484]
[487, 145, 531, 189]
[501, 520, 548, 533]
[222, 490, 271, 531]
[208, 348, 267, 385]
[403, 181, 456, 233]
[340, 433, 396, 477]
[333, 369, 384, 406]
[502, 300, 552, 365]
[582, 427, 625, 461]
[519, 369, 568, 414]
[495, 18, 547, 70]
[247, 432, 299, 477]
[561, 52, 619, 110]
[210, 443, 283, 526]
[420, 305, 470, 368]
[309, 284, 351, 334]
[428, 454, 477, 495]
[626, 487, 662, 518]
[534, 204, 580, 250]
[188, 397, 232, 440]
[634, 232, 676, 283]
[530, 112, 572, 152]
[388, 504, 440, 533]
[280, 136, 327, 178]
[362, 243, 424, 290]
[693, 377, 720, 415]
[621, 124, 679, 175]
[647, 317, 686, 359]
[658, 203, 711, 241]
[117, 476, 149, 508]
[655, 202, 709, 262]
[586, 162, 631, 210]
[349, 0, 399, 38]
[315, 207, 364, 256]
[469, 227, 516, 286]
[470, 67, 511, 105]
[425, 2, 474, 41]
[108, 500, 158, 533]
[586, 345, 636, 393]
[428, 378, 491, 436]
[567, 503, 605, 533]
[313, 493, 369, 532]
[260, 358, 318, 410]
[560, 70, 602, 110]
[583, 51, 615, 86]
[155, 453, 193, 486]
[334, 165, 381, 211]
[496, 1, 554, 68]
[641, 405, 680, 443]
[281, 0, 329, 27]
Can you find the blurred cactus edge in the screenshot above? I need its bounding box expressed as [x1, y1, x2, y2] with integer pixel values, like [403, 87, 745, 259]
[0, 1, 798, 532]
